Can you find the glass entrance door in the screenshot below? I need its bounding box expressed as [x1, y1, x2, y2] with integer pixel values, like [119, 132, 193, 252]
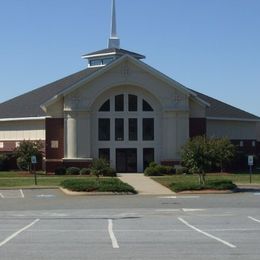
[116, 149, 137, 172]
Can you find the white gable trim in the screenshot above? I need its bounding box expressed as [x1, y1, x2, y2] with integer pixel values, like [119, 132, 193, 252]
[0, 116, 47, 122]
[41, 54, 206, 110]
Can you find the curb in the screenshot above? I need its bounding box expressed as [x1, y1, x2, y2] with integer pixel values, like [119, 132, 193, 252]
[59, 187, 137, 196]
[0, 186, 58, 190]
[176, 189, 235, 194]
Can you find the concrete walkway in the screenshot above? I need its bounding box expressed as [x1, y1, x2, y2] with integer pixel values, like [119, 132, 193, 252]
[118, 173, 175, 195]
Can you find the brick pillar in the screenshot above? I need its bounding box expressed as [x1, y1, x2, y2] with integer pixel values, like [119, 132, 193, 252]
[45, 118, 64, 172]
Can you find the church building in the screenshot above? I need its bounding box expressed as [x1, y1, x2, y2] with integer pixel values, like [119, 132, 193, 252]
[0, 0, 259, 172]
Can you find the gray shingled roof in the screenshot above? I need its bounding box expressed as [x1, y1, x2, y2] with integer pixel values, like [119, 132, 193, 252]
[0, 67, 100, 119]
[83, 48, 145, 59]
[0, 63, 258, 121]
[192, 90, 260, 120]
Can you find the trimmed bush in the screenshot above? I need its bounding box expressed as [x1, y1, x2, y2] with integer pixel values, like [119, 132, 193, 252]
[0, 154, 8, 171]
[169, 179, 237, 192]
[102, 167, 117, 177]
[79, 168, 91, 175]
[61, 178, 137, 194]
[144, 166, 163, 176]
[149, 161, 158, 168]
[54, 166, 66, 175]
[175, 166, 188, 175]
[144, 164, 175, 176]
[66, 167, 80, 175]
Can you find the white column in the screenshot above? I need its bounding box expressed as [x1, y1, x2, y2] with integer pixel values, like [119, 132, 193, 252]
[66, 112, 77, 158]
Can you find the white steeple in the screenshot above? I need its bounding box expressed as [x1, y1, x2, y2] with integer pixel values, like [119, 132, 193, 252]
[108, 0, 120, 49]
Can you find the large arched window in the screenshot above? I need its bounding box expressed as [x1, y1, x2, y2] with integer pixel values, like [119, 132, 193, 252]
[98, 94, 154, 142]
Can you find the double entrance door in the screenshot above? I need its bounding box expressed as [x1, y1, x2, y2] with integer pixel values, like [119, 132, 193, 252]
[116, 149, 137, 173]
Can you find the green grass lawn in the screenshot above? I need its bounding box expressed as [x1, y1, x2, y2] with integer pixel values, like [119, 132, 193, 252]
[0, 172, 101, 187]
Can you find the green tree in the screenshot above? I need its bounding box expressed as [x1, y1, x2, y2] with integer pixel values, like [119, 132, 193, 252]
[212, 137, 235, 172]
[181, 136, 214, 185]
[91, 158, 110, 180]
[13, 140, 43, 172]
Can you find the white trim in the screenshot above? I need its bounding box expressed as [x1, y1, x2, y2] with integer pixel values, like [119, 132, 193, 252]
[42, 55, 201, 110]
[0, 116, 47, 122]
[87, 64, 106, 68]
[62, 158, 93, 162]
[207, 116, 260, 122]
[82, 52, 116, 59]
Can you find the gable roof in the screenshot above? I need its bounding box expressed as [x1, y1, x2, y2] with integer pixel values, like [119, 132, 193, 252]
[191, 89, 260, 120]
[0, 57, 259, 121]
[0, 67, 100, 119]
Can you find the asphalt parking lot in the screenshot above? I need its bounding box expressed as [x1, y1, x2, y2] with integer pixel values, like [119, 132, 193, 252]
[0, 189, 260, 259]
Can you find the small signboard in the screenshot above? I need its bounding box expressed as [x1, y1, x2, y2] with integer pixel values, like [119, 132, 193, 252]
[248, 155, 254, 166]
[31, 155, 37, 164]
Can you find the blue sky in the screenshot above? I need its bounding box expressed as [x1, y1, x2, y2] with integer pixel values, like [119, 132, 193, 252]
[0, 0, 259, 116]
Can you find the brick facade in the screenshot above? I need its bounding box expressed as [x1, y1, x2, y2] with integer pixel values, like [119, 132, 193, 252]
[45, 118, 64, 172]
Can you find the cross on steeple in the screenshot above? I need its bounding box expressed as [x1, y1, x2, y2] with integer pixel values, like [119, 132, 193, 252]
[108, 0, 120, 49]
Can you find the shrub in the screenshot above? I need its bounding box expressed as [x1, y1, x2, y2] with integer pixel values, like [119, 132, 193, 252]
[17, 157, 29, 171]
[144, 164, 175, 176]
[66, 167, 80, 175]
[0, 154, 8, 171]
[175, 166, 188, 175]
[61, 178, 137, 194]
[54, 166, 66, 175]
[144, 166, 163, 176]
[102, 167, 117, 177]
[206, 179, 237, 190]
[149, 161, 157, 168]
[169, 179, 237, 192]
[159, 165, 175, 175]
[79, 168, 91, 175]
[91, 158, 110, 179]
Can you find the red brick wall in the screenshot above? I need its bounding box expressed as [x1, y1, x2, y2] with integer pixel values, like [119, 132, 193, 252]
[45, 118, 64, 172]
[189, 118, 206, 138]
[45, 118, 64, 160]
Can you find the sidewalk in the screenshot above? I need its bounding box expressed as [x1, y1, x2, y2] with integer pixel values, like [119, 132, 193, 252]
[118, 173, 175, 195]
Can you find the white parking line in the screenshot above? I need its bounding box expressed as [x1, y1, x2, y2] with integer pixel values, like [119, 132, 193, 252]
[248, 216, 260, 223]
[108, 219, 119, 249]
[155, 209, 180, 212]
[182, 208, 205, 212]
[178, 217, 236, 248]
[20, 189, 24, 198]
[0, 193, 4, 198]
[158, 196, 200, 199]
[0, 219, 40, 248]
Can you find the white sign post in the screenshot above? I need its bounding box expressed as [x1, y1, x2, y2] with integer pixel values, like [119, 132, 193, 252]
[248, 155, 254, 184]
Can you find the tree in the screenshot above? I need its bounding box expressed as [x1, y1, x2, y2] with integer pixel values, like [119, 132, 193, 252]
[90, 158, 110, 180]
[13, 140, 43, 173]
[212, 138, 235, 172]
[181, 136, 214, 185]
